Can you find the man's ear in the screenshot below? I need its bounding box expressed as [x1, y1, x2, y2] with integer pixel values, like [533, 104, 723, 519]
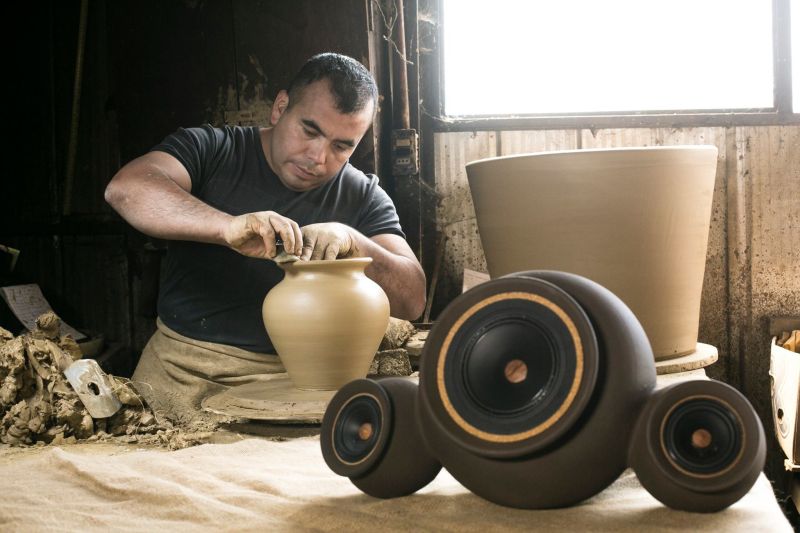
[270, 90, 289, 125]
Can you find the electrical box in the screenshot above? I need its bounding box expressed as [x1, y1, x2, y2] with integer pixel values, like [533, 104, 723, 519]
[391, 129, 419, 176]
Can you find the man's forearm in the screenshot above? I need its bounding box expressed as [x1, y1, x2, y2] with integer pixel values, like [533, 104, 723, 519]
[105, 166, 231, 244]
[352, 232, 427, 321]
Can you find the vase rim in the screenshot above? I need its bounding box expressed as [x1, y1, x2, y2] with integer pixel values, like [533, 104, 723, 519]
[279, 256, 373, 272]
[466, 144, 718, 169]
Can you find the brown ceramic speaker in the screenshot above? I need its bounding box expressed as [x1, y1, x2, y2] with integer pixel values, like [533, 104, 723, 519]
[629, 379, 766, 513]
[418, 270, 657, 508]
[320, 378, 442, 499]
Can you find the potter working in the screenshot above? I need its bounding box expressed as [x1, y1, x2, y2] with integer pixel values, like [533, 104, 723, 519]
[104, 52, 426, 421]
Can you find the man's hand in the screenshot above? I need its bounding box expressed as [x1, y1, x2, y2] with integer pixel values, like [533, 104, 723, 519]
[300, 222, 359, 261]
[223, 211, 303, 259]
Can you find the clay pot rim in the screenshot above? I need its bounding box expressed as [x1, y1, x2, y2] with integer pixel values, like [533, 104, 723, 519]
[465, 144, 718, 169]
[280, 257, 373, 271]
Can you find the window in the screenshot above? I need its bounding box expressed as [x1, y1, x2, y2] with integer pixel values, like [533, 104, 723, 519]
[441, 0, 791, 119]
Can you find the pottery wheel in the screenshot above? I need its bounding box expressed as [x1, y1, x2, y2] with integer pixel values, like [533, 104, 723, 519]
[201, 373, 335, 424]
[654, 343, 718, 375]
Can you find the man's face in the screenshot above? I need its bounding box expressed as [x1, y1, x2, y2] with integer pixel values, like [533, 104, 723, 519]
[265, 80, 374, 192]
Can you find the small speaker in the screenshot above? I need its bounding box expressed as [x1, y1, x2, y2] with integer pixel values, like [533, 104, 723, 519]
[321, 377, 441, 498]
[418, 270, 656, 508]
[629, 379, 766, 512]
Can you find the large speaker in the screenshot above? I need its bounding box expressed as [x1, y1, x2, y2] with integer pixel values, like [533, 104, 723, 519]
[629, 379, 766, 512]
[417, 270, 656, 508]
[320, 377, 441, 498]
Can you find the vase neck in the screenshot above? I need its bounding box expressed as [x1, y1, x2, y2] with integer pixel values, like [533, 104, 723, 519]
[280, 257, 372, 276]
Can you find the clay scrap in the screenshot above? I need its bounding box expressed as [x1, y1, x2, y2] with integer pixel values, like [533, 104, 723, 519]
[368, 319, 428, 377]
[0, 312, 211, 450]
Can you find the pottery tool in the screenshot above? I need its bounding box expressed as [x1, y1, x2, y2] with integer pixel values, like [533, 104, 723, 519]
[272, 239, 300, 264]
[63, 359, 122, 418]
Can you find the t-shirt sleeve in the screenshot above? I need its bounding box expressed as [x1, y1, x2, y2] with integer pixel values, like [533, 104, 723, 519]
[355, 175, 406, 239]
[150, 125, 225, 194]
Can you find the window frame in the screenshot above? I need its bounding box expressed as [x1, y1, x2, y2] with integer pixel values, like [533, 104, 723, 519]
[427, 0, 800, 131]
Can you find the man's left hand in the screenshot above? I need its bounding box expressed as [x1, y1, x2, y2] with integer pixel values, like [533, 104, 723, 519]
[300, 222, 360, 261]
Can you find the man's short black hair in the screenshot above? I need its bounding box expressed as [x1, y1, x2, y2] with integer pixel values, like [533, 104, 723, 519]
[287, 52, 378, 115]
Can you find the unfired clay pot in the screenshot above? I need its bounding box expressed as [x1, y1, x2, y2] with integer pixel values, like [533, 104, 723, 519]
[466, 146, 718, 360]
[262, 258, 390, 390]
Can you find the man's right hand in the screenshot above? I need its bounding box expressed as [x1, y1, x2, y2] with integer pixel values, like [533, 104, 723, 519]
[223, 211, 303, 259]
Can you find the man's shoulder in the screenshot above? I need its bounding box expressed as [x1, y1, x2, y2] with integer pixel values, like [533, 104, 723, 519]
[168, 124, 258, 146]
[339, 162, 381, 189]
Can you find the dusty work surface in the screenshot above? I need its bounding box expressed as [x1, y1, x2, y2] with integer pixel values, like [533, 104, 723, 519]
[0, 436, 790, 532]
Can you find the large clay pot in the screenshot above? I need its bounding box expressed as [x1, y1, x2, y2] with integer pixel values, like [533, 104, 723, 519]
[466, 146, 718, 360]
[262, 258, 390, 390]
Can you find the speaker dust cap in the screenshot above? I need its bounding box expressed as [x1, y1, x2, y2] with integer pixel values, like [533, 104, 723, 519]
[419, 276, 599, 459]
[321, 379, 393, 479]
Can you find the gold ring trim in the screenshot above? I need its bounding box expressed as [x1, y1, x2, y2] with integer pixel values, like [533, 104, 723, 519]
[436, 291, 585, 443]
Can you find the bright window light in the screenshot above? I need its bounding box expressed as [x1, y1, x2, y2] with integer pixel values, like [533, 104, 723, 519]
[442, 0, 774, 116]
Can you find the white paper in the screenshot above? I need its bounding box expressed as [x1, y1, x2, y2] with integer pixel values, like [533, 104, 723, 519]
[0, 284, 86, 340]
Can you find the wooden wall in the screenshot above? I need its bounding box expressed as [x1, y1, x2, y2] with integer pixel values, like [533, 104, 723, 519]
[433, 125, 800, 430]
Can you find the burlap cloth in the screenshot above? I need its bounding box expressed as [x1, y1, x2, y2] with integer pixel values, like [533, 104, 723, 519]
[0, 437, 790, 532]
[132, 318, 285, 422]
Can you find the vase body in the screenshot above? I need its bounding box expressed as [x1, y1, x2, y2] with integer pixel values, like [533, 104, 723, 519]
[262, 258, 390, 390]
[466, 145, 718, 360]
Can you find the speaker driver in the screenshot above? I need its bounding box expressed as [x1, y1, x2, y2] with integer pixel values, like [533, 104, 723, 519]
[321, 378, 441, 498]
[629, 379, 766, 512]
[418, 270, 656, 508]
[420, 275, 600, 459]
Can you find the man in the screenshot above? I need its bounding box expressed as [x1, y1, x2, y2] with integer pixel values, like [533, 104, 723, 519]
[105, 53, 425, 421]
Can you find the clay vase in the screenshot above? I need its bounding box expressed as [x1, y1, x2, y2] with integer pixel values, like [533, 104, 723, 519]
[466, 146, 718, 360]
[417, 270, 656, 508]
[262, 258, 389, 390]
[629, 379, 766, 512]
[320, 377, 442, 498]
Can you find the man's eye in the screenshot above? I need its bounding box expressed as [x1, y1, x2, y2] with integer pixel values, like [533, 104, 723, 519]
[302, 128, 316, 137]
[334, 143, 349, 152]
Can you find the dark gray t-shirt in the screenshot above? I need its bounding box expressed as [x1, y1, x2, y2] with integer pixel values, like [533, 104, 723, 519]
[152, 125, 404, 353]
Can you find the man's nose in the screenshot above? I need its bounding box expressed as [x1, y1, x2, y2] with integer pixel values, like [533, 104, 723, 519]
[306, 138, 327, 166]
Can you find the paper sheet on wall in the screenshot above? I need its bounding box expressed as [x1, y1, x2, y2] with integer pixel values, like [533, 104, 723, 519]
[0, 284, 86, 340]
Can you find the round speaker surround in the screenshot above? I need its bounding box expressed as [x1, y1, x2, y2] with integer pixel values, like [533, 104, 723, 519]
[629, 380, 766, 512]
[421, 276, 600, 459]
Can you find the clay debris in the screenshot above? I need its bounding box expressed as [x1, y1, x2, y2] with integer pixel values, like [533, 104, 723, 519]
[0, 313, 211, 450]
[368, 320, 429, 377]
